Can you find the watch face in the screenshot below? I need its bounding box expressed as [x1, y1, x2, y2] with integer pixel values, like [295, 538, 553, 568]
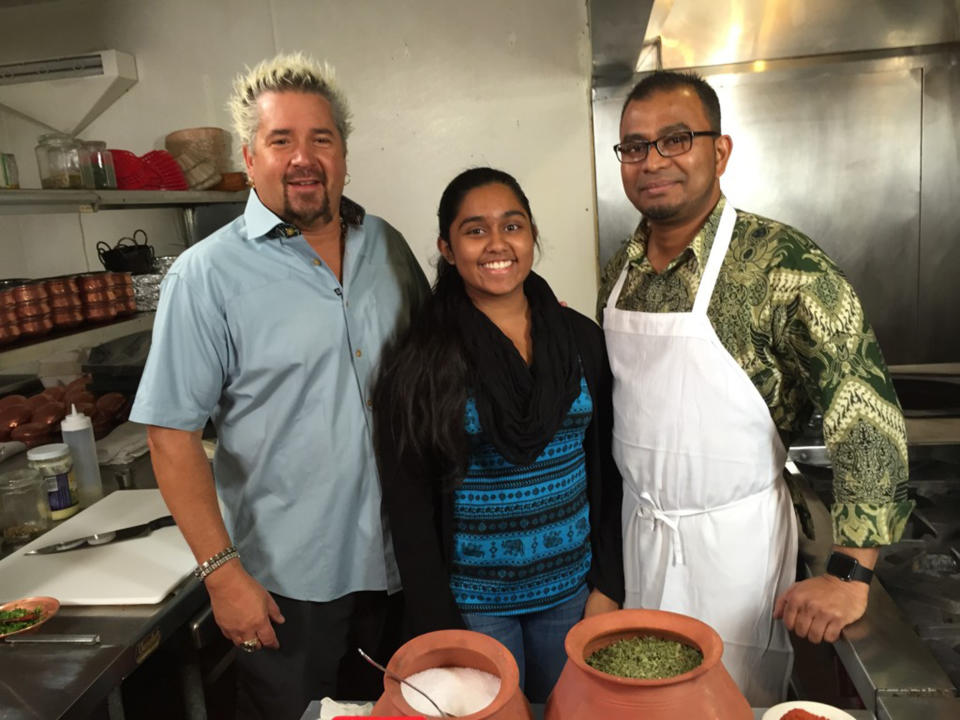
[827, 552, 857, 580]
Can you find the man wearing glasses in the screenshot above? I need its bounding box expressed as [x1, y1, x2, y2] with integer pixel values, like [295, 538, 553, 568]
[598, 71, 911, 706]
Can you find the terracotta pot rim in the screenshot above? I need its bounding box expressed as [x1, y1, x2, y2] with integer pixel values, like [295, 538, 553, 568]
[384, 629, 519, 719]
[564, 608, 723, 687]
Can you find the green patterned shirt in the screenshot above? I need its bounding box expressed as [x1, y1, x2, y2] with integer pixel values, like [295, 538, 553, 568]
[598, 197, 913, 547]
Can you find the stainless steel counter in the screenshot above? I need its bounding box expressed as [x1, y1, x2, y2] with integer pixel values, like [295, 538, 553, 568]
[785, 440, 960, 720]
[0, 575, 208, 719]
[833, 579, 960, 720]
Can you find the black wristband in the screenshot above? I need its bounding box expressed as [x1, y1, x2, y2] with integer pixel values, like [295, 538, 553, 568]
[826, 551, 874, 584]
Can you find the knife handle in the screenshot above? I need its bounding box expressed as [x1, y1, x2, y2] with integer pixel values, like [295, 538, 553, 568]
[149, 515, 177, 531]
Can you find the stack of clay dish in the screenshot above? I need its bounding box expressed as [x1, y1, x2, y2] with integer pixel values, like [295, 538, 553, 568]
[0, 282, 21, 345]
[546, 609, 751, 720]
[106, 272, 136, 315]
[9, 281, 52, 338]
[77, 272, 118, 323]
[45, 275, 83, 329]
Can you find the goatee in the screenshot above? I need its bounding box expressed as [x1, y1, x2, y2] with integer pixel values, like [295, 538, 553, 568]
[281, 177, 333, 228]
[641, 203, 681, 221]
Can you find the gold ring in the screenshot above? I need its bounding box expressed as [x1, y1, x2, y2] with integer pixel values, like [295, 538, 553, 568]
[240, 638, 262, 653]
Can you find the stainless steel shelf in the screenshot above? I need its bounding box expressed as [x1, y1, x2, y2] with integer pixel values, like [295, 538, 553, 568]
[96, 189, 248, 208]
[0, 313, 154, 371]
[0, 188, 248, 214]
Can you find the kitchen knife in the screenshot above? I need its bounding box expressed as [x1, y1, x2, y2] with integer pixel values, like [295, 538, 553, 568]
[24, 515, 177, 555]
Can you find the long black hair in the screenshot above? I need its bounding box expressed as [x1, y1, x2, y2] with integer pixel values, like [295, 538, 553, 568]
[372, 167, 535, 489]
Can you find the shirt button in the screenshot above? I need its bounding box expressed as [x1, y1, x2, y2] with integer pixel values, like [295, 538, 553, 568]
[355, 349, 362, 358]
[313, 259, 322, 266]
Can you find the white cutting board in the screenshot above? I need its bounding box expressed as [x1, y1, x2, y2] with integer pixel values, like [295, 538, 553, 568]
[0, 489, 195, 605]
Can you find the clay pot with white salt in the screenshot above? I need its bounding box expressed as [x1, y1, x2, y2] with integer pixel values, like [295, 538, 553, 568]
[545, 608, 752, 720]
[371, 629, 533, 719]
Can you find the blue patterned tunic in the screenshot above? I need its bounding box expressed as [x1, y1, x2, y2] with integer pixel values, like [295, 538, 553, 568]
[450, 376, 593, 615]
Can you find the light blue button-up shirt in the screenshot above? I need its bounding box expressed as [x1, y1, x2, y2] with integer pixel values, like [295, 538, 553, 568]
[130, 191, 428, 601]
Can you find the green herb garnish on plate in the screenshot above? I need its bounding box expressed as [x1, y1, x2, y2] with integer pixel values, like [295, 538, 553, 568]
[0, 607, 42, 633]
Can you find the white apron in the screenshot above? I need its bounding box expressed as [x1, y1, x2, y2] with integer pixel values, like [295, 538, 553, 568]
[603, 203, 797, 707]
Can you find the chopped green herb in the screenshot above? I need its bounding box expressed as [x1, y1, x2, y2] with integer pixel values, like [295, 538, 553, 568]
[0, 607, 42, 633]
[586, 635, 703, 679]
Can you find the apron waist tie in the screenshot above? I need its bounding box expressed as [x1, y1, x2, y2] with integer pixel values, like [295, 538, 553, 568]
[630, 484, 779, 567]
[635, 491, 685, 566]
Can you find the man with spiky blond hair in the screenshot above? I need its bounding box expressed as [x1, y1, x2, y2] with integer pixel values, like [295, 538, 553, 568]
[131, 52, 428, 718]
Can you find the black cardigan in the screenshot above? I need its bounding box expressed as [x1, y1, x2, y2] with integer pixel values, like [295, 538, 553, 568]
[378, 307, 624, 638]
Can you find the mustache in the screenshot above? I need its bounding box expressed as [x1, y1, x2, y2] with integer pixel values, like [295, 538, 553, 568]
[639, 177, 681, 189]
[283, 168, 327, 184]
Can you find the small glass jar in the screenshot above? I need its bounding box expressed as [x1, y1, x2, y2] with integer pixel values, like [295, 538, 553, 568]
[0, 153, 19, 189]
[82, 141, 117, 189]
[27, 443, 79, 521]
[0, 468, 52, 546]
[35, 133, 92, 189]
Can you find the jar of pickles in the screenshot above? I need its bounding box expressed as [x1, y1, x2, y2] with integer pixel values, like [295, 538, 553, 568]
[35, 133, 94, 189]
[27, 443, 79, 520]
[0, 468, 52, 547]
[82, 141, 117, 189]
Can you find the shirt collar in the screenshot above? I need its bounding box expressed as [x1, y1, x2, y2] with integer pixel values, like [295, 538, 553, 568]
[627, 195, 727, 272]
[243, 190, 367, 241]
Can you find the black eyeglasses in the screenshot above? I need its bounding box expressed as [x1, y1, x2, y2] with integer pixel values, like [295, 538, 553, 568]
[614, 130, 721, 163]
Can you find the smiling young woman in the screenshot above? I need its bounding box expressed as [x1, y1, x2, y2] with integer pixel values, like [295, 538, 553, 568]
[373, 167, 625, 703]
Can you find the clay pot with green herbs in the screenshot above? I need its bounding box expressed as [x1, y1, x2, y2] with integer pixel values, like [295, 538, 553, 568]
[545, 609, 751, 720]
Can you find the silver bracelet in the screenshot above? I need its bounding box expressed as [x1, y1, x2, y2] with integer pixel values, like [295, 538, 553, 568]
[194, 545, 239, 580]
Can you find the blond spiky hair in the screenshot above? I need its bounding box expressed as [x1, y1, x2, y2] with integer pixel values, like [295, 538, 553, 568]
[228, 51, 353, 151]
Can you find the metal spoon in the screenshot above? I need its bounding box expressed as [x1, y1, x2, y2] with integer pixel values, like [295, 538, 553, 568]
[357, 647, 452, 717]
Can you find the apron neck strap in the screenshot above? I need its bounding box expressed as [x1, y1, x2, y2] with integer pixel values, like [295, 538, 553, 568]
[605, 251, 632, 310]
[692, 201, 737, 316]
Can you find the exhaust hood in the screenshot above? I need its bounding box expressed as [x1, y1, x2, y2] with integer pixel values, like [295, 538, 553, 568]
[636, 0, 960, 71]
[0, 49, 137, 135]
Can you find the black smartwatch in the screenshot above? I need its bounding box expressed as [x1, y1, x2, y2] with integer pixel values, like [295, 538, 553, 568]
[826, 551, 874, 584]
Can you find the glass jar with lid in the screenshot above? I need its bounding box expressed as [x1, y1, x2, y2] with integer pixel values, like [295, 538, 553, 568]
[35, 133, 94, 189]
[82, 141, 117, 189]
[0, 468, 52, 547]
[27, 443, 79, 521]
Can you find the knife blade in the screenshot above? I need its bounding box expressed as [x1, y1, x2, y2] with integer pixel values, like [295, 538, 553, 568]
[24, 515, 177, 555]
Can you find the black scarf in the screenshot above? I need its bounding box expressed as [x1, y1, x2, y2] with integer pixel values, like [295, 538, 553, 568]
[458, 272, 582, 466]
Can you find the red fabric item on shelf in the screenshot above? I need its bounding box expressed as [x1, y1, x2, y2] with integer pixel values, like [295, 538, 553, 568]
[140, 150, 189, 191]
[109, 149, 149, 190]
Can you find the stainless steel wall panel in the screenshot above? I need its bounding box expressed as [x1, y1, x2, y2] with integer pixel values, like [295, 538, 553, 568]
[593, 87, 644, 272]
[918, 58, 960, 361]
[712, 67, 922, 363]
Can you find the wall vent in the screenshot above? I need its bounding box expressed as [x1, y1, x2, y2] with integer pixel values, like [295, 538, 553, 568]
[0, 49, 137, 135]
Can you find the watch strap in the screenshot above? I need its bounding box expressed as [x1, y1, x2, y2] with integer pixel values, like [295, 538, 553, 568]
[826, 551, 874, 584]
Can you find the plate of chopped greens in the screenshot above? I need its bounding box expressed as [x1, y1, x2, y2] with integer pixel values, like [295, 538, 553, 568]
[0, 596, 59, 639]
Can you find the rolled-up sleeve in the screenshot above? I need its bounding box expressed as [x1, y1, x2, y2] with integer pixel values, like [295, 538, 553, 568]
[129, 272, 230, 431]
